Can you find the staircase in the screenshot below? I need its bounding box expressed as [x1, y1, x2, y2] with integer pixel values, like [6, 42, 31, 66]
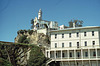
[46, 58, 54, 66]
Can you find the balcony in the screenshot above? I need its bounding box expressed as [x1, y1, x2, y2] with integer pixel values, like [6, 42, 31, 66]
[50, 45, 100, 50]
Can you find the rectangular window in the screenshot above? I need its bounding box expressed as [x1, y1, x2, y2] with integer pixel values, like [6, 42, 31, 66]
[85, 52, 88, 57]
[69, 33, 71, 38]
[77, 32, 79, 37]
[55, 43, 57, 48]
[92, 31, 94, 36]
[62, 43, 64, 48]
[62, 34, 64, 38]
[84, 32, 86, 36]
[93, 51, 96, 56]
[62, 53, 65, 57]
[47, 51, 48, 57]
[77, 42, 79, 48]
[85, 41, 87, 46]
[69, 42, 72, 47]
[77, 52, 80, 57]
[55, 34, 57, 39]
[92, 41, 95, 45]
[69, 52, 72, 57]
[56, 53, 58, 58]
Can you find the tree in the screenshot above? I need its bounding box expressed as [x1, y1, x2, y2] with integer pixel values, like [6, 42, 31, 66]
[27, 45, 48, 66]
[0, 58, 12, 66]
[28, 29, 33, 35]
[69, 19, 83, 27]
[31, 19, 34, 29]
[17, 30, 24, 34]
[0, 42, 30, 66]
[0, 41, 49, 66]
[18, 35, 27, 43]
[23, 38, 30, 44]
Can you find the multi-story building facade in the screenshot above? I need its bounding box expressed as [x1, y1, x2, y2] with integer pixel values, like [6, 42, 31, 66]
[46, 26, 100, 66]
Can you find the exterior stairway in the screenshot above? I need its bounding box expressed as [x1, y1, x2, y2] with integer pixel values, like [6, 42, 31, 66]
[46, 58, 54, 66]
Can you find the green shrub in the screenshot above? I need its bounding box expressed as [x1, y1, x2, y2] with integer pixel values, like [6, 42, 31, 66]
[18, 35, 27, 43]
[28, 29, 33, 35]
[0, 58, 12, 66]
[27, 46, 48, 66]
[23, 38, 30, 44]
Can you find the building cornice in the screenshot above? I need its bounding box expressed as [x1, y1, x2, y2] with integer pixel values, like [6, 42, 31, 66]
[50, 26, 100, 32]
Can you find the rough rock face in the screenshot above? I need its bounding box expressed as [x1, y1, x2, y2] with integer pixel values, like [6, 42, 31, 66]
[15, 29, 50, 47]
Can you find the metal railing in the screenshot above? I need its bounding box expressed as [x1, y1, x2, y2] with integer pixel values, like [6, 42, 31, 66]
[50, 56, 100, 59]
[50, 45, 100, 50]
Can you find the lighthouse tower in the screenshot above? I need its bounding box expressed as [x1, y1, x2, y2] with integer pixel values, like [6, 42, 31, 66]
[38, 9, 42, 20]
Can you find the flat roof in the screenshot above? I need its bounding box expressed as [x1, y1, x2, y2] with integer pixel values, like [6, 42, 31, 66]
[50, 26, 100, 32]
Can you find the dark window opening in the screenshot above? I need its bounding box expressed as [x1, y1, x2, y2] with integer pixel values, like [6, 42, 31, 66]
[84, 32, 86, 36]
[92, 31, 94, 36]
[55, 34, 57, 39]
[77, 32, 79, 37]
[93, 41, 95, 45]
[69, 42, 72, 47]
[77, 52, 80, 57]
[85, 41, 87, 46]
[55, 43, 57, 48]
[62, 43, 64, 48]
[93, 51, 96, 56]
[77, 42, 79, 48]
[62, 53, 65, 57]
[62, 34, 64, 38]
[69, 33, 71, 38]
[85, 52, 88, 57]
[70, 52, 72, 57]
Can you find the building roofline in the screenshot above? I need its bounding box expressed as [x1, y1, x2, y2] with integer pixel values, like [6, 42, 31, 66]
[38, 19, 57, 23]
[50, 26, 100, 32]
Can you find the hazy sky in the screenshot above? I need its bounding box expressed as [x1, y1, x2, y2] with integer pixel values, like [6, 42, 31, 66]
[0, 0, 100, 42]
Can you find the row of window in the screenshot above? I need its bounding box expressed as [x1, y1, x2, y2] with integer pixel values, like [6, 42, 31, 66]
[55, 31, 95, 39]
[61, 51, 96, 58]
[51, 51, 96, 58]
[55, 41, 95, 48]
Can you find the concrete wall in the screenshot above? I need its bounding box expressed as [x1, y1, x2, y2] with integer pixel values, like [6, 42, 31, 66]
[37, 28, 47, 35]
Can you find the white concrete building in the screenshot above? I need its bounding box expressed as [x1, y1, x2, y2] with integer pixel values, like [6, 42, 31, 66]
[46, 26, 100, 66]
[33, 9, 58, 31]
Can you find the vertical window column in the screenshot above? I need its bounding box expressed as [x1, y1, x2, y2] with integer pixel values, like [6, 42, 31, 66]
[67, 50, 69, 59]
[88, 49, 90, 59]
[61, 50, 62, 59]
[74, 49, 76, 59]
[81, 49, 83, 59]
[54, 50, 56, 59]
[96, 48, 98, 59]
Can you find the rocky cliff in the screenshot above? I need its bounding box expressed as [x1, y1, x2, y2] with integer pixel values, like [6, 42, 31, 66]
[15, 29, 50, 47]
